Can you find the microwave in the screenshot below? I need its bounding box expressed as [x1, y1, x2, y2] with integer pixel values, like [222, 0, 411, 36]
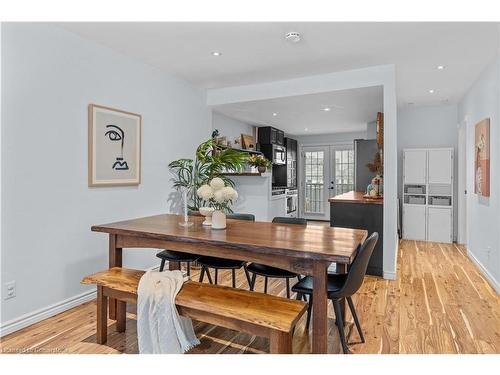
[261, 144, 286, 165]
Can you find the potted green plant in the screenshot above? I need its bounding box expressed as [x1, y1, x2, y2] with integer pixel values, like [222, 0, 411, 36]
[247, 154, 272, 173]
[168, 138, 247, 211]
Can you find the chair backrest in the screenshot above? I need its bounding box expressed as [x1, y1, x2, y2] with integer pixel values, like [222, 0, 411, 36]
[272, 217, 307, 225]
[227, 213, 255, 221]
[338, 232, 378, 298]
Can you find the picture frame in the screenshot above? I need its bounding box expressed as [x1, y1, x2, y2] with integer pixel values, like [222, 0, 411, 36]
[474, 118, 490, 197]
[241, 134, 256, 150]
[88, 104, 142, 187]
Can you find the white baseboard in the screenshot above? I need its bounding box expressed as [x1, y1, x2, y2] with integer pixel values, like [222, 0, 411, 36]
[0, 289, 96, 337]
[383, 270, 397, 280]
[467, 249, 500, 294]
[0, 264, 162, 337]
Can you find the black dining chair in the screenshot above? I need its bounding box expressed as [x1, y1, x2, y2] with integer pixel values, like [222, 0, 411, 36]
[197, 213, 253, 288]
[291, 232, 378, 354]
[246, 217, 307, 298]
[156, 210, 201, 276]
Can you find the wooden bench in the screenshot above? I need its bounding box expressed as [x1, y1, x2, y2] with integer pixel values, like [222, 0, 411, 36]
[81, 267, 307, 354]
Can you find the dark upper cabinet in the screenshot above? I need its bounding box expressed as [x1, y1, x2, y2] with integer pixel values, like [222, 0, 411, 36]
[285, 137, 298, 188]
[258, 126, 284, 146]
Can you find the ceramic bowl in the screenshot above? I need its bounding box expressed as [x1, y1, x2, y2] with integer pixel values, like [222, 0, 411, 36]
[199, 206, 215, 226]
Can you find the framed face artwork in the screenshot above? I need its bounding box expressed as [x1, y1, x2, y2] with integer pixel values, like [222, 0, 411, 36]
[88, 104, 142, 187]
[474, 118, 490, 197]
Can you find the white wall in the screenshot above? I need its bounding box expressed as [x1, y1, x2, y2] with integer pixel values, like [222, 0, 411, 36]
[207, 65, 399, 280]
[212, 112, 255, 147]
[0, 23, 211, 331]
[397, 104, 459, 239]
[458, 55, 500, 290]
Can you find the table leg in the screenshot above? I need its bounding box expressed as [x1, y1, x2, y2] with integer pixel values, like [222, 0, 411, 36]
[312, 261, 328, 354]
[108, 234, 122, 320]
[336, 263, 347, 317]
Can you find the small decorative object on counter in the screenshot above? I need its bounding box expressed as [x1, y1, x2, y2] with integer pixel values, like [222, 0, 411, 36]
[366, 151, 383, 198]
[247, 154, 272, 173]
[199, 206, 215, 226]
[196, 177, 238, 230]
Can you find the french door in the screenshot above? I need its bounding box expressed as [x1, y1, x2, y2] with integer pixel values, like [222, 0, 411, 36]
[302, 145, 354, 221]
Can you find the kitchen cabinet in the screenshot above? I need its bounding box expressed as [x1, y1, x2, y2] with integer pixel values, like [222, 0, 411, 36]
[285, 137, 297, 188]
[427, 207, 453, 243]
[402, 148, 454, 243]
[403, 149, 427, 184]
[258, 126, 284, 146]
[403, 205, 427, 241]
[428, 149, 453, 184]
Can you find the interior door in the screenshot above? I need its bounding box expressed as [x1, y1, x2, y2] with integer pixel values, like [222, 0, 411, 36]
[330, 146, 355, 197]
[302, 146, 330, 220]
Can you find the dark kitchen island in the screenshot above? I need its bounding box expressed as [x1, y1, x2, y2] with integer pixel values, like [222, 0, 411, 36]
[329, 191, 383, 276]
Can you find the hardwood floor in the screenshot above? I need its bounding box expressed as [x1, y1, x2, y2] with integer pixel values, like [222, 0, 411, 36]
[1, 240, 499, 354]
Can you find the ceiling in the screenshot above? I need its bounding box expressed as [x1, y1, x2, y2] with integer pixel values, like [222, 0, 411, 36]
[214, 86, 383, 135]
[58, 22, 499, 106]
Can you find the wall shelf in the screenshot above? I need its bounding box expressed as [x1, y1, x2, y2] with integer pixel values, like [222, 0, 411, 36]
[221, 172, 263, 176]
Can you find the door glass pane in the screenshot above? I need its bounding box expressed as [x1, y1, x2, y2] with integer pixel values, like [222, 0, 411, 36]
[305, 151, 324, 214]
[333, 149, 354, 194]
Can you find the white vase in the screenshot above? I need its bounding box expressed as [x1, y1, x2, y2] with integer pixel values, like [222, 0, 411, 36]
[211, 210, 227, 230]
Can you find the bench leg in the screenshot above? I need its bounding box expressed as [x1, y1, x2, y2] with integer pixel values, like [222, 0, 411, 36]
[269, 330, 292, 354]
[116, 300, 126, 333]
[96, 286, 108, 345]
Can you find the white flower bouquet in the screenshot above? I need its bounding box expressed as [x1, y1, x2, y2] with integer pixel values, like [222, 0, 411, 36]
[196, 177, 238, 211]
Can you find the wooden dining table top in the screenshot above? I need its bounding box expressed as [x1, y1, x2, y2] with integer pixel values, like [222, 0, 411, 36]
[92, 214, 368, 264]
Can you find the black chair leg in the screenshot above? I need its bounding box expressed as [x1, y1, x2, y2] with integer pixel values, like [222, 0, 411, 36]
[205, 268, 213, 284]
[232, 269, 236, 288]
[264, 277, 268, 294]
[159, 259, 166, 272]
[214, 268, 218, 285]
[306, 295, 313, 330]
[347, 296, 365, 343]
[333, 299, 349, 354]
[250, 273, 257, 291]
[199, 266, 205, 282]
[286, 278, 290, 299]
[187, 262, 191, 277]
[243, 265, 252, 288]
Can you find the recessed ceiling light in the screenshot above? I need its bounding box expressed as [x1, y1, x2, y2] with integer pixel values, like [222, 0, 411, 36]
[272, 112, 278, 117]
[285, 32, 301, 43]
[437, 65, 445, 70]
[211, 51, 222, 56]
[428, 89, 435, 94]
[323, 107, 331, 112]
[304, 127, 309, 131]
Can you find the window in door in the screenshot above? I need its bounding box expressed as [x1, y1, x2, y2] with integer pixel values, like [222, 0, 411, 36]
[304, 150, 325, 214]
[333, 149, 354, 194]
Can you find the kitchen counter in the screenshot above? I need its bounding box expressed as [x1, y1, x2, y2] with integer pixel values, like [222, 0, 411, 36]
[328, 191, 383, 205]
[329, 190, 383, 276]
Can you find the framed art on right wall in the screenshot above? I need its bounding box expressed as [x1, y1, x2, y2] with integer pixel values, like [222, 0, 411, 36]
[474, 118, 490, 197]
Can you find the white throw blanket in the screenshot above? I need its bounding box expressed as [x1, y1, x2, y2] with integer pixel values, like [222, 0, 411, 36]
[137, 270, 200, 354]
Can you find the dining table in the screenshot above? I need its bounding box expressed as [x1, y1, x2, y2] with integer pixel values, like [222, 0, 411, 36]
[91, 213, 367, 354]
